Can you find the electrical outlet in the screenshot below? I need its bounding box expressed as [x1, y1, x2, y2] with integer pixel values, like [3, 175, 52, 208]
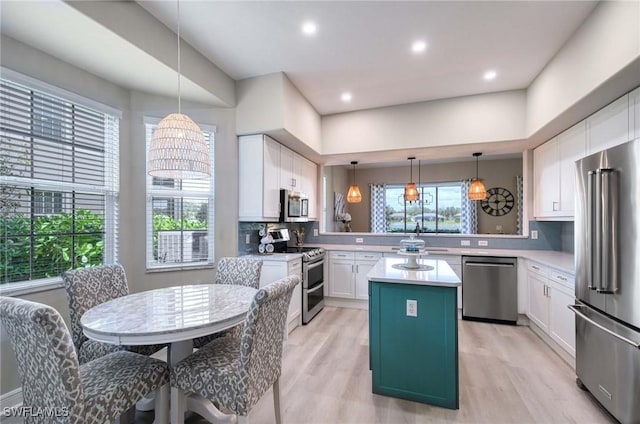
[313, 229, 318, 237]
[245, 234, 251, 244]
[531, 230, 538, 240]
[478, 240, 488, 247]
[496, 225, 502, 232]
[406, 300, 418, 317]
[461, 240, 471, 246]
[355, 238, 364, 243]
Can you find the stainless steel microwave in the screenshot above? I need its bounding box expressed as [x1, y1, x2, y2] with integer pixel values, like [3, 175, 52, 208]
[280, 189, 309, 222]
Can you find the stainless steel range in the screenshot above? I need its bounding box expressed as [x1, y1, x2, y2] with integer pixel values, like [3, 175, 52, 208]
[284, 246, 325, 324]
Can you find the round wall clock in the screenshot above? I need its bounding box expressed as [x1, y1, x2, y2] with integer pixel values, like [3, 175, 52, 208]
[481, 187, 515, 216]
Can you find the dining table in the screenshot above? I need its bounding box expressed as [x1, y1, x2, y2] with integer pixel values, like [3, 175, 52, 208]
[81, 283, 258, 424]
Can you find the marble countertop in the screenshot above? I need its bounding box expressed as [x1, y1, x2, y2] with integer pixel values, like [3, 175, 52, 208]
[317, 244, 574, 274]
[81, 284, 257, 344]
[367, 258, 462, 287]
[243, 253, 303, 262]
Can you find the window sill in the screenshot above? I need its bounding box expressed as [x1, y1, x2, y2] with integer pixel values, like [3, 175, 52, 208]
[0, 277, 64, 297]
[146, 263, 215, 273]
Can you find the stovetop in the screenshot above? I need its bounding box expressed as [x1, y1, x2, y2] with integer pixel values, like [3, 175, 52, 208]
[281, 246, 325, 261]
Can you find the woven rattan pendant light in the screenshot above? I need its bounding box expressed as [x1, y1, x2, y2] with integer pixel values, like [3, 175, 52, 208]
[148, 0, 210, 180]
[346, 161, 362, 203]
[404, 157, 419, 203]
[468, 152, 487, 200]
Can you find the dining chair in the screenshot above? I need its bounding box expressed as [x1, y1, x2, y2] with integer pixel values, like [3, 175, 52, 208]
[0, 296, 170, 424]
[193, 256, 263, 348]
[63, 264, 165, 364]
[171, 274, 300, 424]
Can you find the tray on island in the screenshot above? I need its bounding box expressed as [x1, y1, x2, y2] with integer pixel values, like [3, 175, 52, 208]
[394, 249, 434, 270]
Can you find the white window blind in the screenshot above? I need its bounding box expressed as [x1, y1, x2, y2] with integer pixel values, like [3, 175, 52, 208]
[0, 76, 120, 285]
[145, 122, 215, 270]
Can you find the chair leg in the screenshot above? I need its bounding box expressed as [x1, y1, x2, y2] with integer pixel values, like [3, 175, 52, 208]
[273, 377, 282, 424]
[153, 383, 170, 424]
[115, 406, 136, 424]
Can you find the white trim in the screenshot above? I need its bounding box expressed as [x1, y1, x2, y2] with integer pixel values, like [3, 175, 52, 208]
[0, 387, 23, 410]
[0, 67, 123, 118]
[0, 278, 64, 297]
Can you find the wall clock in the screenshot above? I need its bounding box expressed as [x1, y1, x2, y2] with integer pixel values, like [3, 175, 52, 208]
[481, 187, 515, 216]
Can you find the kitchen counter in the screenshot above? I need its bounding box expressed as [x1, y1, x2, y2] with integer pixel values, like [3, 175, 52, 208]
[317, 244, 574, 274]
[243, 253, 302, 262]
[367, 257, 461, 287]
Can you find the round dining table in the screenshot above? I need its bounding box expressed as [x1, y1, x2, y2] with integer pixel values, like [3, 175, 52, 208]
[81, 284, 258, 424]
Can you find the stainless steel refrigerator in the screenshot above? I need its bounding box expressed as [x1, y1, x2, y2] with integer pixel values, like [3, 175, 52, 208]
[572, 137, 640, 423]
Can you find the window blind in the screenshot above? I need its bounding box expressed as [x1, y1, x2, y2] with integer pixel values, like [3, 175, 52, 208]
[144, 122, 215, 269]
[0, 77, 119, 285]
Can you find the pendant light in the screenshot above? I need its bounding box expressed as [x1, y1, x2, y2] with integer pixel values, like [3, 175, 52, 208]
[404, 157, 419, 203]
[148, 0, 211, 180]
[346, 161, 362, 203]
[468, 152, 487, 200]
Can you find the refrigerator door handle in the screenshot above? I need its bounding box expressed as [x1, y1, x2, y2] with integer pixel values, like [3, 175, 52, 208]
[568, 305, 640, 349]
[587, 170, 598, 290]
[598, 169, 616, 294]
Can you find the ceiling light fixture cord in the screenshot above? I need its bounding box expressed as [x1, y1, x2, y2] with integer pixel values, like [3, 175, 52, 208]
[177, 0, 181, 114]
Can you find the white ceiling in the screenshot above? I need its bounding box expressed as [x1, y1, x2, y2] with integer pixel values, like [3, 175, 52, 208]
[139, 0, 598, 115]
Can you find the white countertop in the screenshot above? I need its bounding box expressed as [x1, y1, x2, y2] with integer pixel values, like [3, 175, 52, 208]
[367, 257, 462, 287]
[243, 253, 303, 262]
[317, 244, 574, 274]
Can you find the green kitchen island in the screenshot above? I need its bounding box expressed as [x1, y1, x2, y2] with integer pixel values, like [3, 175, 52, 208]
[367, 257, 462, 409]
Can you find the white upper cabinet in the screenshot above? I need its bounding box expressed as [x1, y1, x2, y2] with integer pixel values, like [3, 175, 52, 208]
[558, 121, 586, 215]
[239, 134, 281, 221]
[631, 86, 640, 139]
[280, 146, 301, 190]
[586, 94, 630, 155]
[280, 145, 318, 219]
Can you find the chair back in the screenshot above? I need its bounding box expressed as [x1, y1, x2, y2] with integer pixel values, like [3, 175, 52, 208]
[237, 274, 299, 412]
[62, 264, 129, 352]
[215, 257, 263, 289]
[0, 296, 84, 423]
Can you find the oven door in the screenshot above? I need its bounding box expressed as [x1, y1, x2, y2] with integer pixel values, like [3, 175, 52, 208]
[303, 258, 325, 324]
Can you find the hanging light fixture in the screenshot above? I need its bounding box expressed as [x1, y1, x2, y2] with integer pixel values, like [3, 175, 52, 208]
[148, 0, 210, 180]
[468, 152, 487, 200]
[346, 161, 362, 203]
[404, 156, 419, 202]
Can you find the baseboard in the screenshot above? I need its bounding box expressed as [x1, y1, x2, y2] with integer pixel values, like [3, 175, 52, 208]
[325, 297, 368, 310]
[0, 387, 22, 409]
[528, 322, 576, 369]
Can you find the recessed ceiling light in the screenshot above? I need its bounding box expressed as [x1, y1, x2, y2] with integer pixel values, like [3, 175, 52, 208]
[484, 70, 497, 80]
[341, 92, 352, 102]
[411, 40, 427, 54]
[302, 21, 317, 35]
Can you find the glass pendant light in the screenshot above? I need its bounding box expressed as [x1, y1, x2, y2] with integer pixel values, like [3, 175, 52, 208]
[468, 152, 487, 200]
[346, 161, 362, 203]
[404, 157, 419, 202]
[148, 0, 211, 180]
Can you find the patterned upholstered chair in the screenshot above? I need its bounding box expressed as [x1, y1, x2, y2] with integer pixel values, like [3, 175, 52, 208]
[0, 296, 170, 424]
[193, 257, 263, 348]
[171, 274, 300, 424]
[63, 264, 165, 364]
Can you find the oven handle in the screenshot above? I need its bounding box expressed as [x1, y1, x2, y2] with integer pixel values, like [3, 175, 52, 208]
[306, 281, 325, 294]
[305, 258, 325, 270]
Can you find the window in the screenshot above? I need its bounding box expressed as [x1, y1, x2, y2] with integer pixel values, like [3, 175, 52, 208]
[384, 182, 463, 233]
[145, 121, 215, 269]
[0, 74, 119, 286]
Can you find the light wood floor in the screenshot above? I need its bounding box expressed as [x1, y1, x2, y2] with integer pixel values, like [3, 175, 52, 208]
[138, 306, 615, 424]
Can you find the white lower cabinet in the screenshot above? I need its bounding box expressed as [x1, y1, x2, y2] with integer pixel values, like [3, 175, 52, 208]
[259, 258, 302, 333]
[526, 261, 575, 357]
[428, 255, 462, 309]
[328, 251, 382, 300]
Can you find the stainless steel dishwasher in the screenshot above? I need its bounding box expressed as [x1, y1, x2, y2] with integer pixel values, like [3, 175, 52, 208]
[462, 256, 517, 324]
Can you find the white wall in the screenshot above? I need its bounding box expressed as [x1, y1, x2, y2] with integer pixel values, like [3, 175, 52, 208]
[526, 1, 640, 136]
[321, 90, 527, 155]
[0, 35, 238, 395]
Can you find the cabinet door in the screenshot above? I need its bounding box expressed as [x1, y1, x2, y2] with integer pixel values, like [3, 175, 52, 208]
[263, 137, 282, 218]
[355, 260, 378, 300]
[287, 259, 303, 324]
[238, 135, 280, 221]
[533, 137, 560, 217]
[329, 260, 355, 298]
[558, 121, 586, 215]
[280, 146, 295, 190]
[300, 158, 318, 219]
[259, 262, 287, 288]
[549, 282, 575, 357]
[587, 95, 630, 155]
[527, 271, 549, 332]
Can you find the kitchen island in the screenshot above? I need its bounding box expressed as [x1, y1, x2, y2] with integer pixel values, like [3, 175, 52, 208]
[367, 257, 461, 409]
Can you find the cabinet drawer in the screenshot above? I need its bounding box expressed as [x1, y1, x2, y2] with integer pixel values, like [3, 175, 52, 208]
[549, 271, 574, 290]
[527, 262, 549, 277]
[355, 252, 382, 261]
[288, 259, 302, 275]
[330, 251, 355, 260]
